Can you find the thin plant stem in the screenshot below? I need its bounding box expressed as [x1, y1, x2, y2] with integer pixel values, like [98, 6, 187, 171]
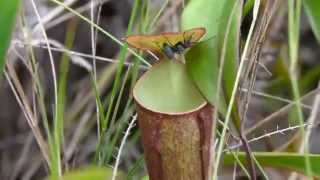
[49, 0, 151, 67]
[213, 0, 261, 179]
[288, 0, 312, 177]
[30, 0, 60, 177]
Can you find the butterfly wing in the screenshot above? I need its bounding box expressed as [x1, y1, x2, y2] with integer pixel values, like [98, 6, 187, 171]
[158, 27, 206, 48]
[125, 35, 162, 52]
[124, 27, 206, 57]
[183, 27, 206, 44]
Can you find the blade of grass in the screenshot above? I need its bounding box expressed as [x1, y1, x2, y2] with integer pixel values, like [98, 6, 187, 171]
[212, 0, 255, 179]
[288, 0, 312, 177]
[112, 114, 137, 180]
[90, 73, 106, 164]
[215, 130, 250, 178]
[90, 72, 106, 132]
[96, 105, 135, 165]
[95, 0, 144, 164]
[49, 0, 151, 67]
[4, 68, 50, 165]
[126, 0, 153, 111]
[146, 0, 169, 31]
[54, 18, 78, 174]
[224, 152, 320, 177]
[91, 0, 99, 141]
[30, 0, 60, 176]
[213, 0, 261, 178]
[125, 155, 145, 180]
[105, 106, 135, 164]
[94, 0, 141, 165]
[103, 0, 140, 132]
[109, 67, 132, 134]
[66, 63, 117, 124]
[20, 9, 55, 172]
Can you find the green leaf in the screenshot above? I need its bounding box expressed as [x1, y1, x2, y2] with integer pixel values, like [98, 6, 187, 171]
[224, 152, 320, 177]
[181, 0, 242, 116]
[243, 0, 254, 17]
[0, 0, 20, 74]
[141, 176, 149, 180]
[221, 0, 242, 103]
[181, 0, 225, 39]
[133, 60, 206, 113]
[299, 65, 320, 93]
[304, 0, 320, 43]
[49, 166, 124, 180]
[184, 39, 226, 114]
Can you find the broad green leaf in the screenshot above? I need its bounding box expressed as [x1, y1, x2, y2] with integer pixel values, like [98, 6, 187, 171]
[184, 40, 220, 110]
[0, 0, 20, 74]
[49, 166, 124, 180]
[181, 0, 225, 110]
[181, 0, 225, 40]
[224, 152, 320, 177]
[181, 0, 242, 117]
[134, 60, 206, 113]
[304, 0, 320, 43]
[221, 0, 242, 103]
[221, 0, 243, 127]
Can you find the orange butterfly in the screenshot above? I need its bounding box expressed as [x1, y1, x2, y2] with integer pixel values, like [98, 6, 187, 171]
[125, 27, 206, 59]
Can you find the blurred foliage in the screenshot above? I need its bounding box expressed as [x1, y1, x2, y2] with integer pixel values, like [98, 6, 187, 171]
[182, 0, 242, 119]
[0, 0, 20, 74]
[304, 0, 320, 43]
[141, 151, 320, 179]
[49, 166, 124, 180]
[224, 152, 320, 177]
